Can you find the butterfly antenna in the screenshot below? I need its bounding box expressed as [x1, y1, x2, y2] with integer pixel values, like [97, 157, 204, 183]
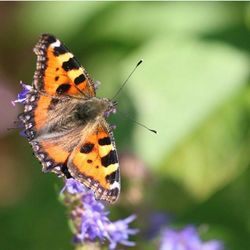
[111, 59, 143, 101]
[117, 110, 157, 134]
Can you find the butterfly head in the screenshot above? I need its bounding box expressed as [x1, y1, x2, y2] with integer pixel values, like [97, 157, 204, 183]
[102, 98, 117, 118]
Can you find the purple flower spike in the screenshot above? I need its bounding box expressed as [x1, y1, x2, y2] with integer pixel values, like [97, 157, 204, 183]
[78, 204, 110, 242]
[61, 178, 138, 250]
[62, 178, 86, 194]
[202, 241, 224, 250]
[159, 226, 223, 250]
[107, 214, 139, 250]
[12, 81, 32, 106]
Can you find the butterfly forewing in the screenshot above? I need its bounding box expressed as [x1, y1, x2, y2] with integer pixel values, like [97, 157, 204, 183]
[33, 34, 96, 97]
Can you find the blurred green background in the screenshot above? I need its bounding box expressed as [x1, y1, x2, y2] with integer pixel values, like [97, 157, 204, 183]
[0, 2, 249, 250]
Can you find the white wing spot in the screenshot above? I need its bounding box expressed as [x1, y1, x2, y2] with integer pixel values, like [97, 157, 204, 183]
[50, 40, 61, 48]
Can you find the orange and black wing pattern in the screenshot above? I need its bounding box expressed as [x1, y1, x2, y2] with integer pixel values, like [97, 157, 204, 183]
[21, 34, 96, 140]
[68, 123, 120, 203]
[18, 34, 120, 203]
[28, 126, 83, 178]
[33, 33, 96, 97]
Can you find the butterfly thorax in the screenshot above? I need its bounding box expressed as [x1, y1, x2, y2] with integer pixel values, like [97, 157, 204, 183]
[38, 96, 114, 135]
[74, 97, 115, 123]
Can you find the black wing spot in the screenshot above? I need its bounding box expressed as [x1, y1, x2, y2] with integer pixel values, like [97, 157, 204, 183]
[87, 159, 93, 164]
[105, 170, 119, 184]
[98, 137, 111, 146]
[46, 35, 57, 44]
[74, 74, 86, 85]
[55, 76, 59, 81]
[110, 187, 119, 197]
[101, 150, 118, 167]
[61, 165, 72, 178]
[56, 83, 71, 94]
[80, 143, 94, 154]
[53, 46, 68, 56]
[62, 57, 80, 71]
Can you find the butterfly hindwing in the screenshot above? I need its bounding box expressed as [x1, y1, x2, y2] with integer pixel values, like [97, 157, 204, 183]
[30, 139, 71, 176]
[68, 122, 120, 203]
[29, 124, 84, 176]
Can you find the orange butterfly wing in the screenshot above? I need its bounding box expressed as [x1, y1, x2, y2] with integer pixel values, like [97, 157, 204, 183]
[29, 125, 84, 177]
[68, 123, 120, 203]
[33, 33, 95, 97]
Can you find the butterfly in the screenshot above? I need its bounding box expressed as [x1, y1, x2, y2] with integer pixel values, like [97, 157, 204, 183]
[18, 34, 120, 203]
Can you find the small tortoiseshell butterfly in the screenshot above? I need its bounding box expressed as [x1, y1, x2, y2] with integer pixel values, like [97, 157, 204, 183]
[18, 34, 120, 203]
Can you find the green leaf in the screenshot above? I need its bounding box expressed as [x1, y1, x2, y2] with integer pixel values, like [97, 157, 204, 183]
[122, 37, 250, 168]
[162, 87, 250, 200]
